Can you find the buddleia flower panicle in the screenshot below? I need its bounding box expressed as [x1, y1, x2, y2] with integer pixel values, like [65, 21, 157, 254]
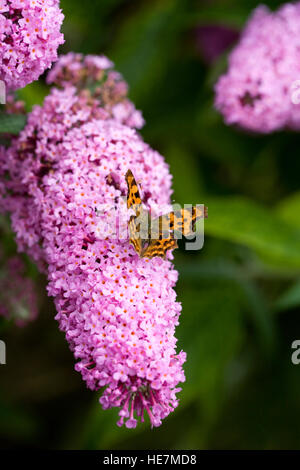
[0, 0, 64, 91]
[0, 55, 186, 428]
[215, 3, 300, 133]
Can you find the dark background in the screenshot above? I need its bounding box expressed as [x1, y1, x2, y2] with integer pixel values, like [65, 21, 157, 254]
[2, 0, 300, 449]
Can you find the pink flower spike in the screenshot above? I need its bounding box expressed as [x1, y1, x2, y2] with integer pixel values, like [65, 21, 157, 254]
[215, 2, 300, 133]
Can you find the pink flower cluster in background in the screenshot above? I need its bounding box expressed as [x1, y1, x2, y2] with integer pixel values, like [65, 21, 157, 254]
[215, 3, 300, 133]
[0, 55, 186, 428]
[0, 0, 64, 90]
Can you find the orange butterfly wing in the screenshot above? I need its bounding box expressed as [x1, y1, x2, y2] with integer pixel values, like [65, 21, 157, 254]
[157, 206, 208, 237]
[125, 169, 143, 210]
[141, 236, 178, 259]
[126, 170, 151, 256]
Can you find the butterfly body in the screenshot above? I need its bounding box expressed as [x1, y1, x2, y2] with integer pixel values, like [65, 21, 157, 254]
[125, 169, 207, 259]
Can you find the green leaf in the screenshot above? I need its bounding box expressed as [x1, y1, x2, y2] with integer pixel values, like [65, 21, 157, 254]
[205, 196, 300, 269]
[276, 191, 300, 232]
[177, 282, 245, 419]
[275, 279, 300, 311]
[177, 258, 275, 352]
[0, 113, 27, 135]
[17, 81, 48, 110]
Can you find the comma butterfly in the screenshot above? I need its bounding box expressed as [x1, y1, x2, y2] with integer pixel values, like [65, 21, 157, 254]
[125, 169, 207, 259]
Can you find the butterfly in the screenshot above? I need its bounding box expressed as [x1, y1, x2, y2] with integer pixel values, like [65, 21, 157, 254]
[125, 169, 208, 259]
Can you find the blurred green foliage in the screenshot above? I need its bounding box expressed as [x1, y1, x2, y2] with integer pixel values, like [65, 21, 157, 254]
[2, 0, 300, 450]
